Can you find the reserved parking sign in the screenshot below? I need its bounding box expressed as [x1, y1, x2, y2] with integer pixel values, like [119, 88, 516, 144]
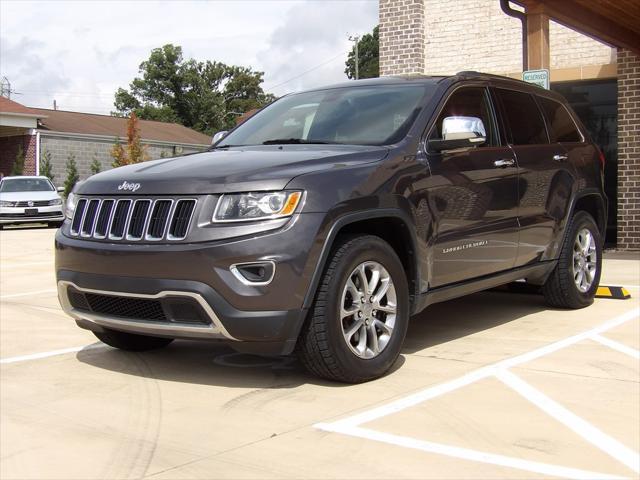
[523, 69, 550, 89]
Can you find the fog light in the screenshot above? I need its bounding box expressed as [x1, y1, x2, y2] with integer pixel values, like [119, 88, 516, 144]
[230, 261, 275, 286]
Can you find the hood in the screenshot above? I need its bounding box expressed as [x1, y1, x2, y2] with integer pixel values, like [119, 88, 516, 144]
[0, 190, 61, 202]
[76, 144, 388, 195]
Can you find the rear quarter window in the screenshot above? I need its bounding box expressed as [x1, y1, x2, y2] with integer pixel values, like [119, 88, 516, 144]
[539, 97, 583, 143]
[495, 88, 548, 145]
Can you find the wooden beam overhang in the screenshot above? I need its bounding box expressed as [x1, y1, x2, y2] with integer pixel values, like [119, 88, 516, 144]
[517, 0, 640, 55]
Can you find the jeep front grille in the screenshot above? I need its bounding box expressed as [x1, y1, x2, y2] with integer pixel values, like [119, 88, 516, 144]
[70, 197, 196, 241]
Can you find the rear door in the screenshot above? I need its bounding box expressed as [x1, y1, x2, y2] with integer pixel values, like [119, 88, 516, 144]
[426, 86, 520, 288]
[493, 87, 575, 266]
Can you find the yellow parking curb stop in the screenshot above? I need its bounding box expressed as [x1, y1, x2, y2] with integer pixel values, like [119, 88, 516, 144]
[595, 286, 631, 300]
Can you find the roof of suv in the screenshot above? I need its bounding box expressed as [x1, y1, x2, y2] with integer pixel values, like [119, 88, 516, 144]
[301, 71, 568, 103]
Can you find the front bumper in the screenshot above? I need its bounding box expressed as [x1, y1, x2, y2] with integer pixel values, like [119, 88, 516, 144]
[58, 280, 237, 340]
[55, 213, 328, 355]
[0, 205, 64, 224]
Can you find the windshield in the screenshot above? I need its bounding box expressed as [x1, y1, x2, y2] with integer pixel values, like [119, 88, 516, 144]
[219, 85, 432, 147]
[0, 178, 55, 193]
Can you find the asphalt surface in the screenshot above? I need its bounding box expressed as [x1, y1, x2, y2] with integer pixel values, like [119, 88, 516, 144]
[1, 226, 638, 479]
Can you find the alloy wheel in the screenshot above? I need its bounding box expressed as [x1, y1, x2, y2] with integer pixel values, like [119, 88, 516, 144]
[572, 227, 597, 293]
[340, 261, 397, 359]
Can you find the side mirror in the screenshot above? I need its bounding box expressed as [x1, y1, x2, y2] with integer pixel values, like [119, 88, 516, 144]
[56, 186, 64, 193]
[429, 116, 487, 152]
[211, 131, 228, 145]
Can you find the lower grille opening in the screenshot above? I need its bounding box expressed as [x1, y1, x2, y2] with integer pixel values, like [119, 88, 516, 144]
[85, 293, 165, 321]
[67, 288, 210, 325]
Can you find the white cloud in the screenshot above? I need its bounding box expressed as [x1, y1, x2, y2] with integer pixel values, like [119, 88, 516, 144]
[0, 0, 377, 114]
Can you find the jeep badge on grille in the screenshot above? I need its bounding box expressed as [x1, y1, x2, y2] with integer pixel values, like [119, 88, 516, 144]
[117, 181, 141, 192]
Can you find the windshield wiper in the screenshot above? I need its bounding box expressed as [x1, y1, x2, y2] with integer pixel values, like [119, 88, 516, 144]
[210, 144, 241, 150]
[262, 138, 335, 145]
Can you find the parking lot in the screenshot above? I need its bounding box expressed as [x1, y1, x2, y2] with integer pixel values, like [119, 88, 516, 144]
[1, 226, 638, 479]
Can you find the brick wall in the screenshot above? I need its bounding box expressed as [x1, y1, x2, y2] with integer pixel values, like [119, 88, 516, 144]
[617, 49, 640, 250]
[0, 134, 36, 177]
[24, 135, 36, 175]
[379, 0, 425, 75]
[40, 136, 206, 188]
[421, 0, 615, 75]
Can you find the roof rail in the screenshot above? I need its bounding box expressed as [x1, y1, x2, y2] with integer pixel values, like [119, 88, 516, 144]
[455, 70, 522, 82]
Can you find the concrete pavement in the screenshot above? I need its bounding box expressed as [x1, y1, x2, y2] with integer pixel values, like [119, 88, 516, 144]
[1, 227, 638, 479]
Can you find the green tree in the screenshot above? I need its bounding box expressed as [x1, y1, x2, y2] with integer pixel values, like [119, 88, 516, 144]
[11, 146, 25, 176]
[63, 154, 79, 197]
[114, 44, 275, 134]
[90, 155, 102, 175]
[345, 26, 379, 80]
[40, 150, 54, 182]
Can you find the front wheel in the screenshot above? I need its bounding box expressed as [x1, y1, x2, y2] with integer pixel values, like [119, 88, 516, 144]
[542, 211, 602, 309]
[297, 235, 409, 383]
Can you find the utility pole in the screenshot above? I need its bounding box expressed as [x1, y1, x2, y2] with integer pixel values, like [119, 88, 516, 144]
[348, 35, 360, 80]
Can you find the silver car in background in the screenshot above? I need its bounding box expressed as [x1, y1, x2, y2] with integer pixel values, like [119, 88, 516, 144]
[0, 176, 65, 228]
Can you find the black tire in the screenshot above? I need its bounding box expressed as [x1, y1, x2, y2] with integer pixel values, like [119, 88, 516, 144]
[542, 211, 602, 309]
[297, 235, 410, 383]
[93, 328, 174, 351]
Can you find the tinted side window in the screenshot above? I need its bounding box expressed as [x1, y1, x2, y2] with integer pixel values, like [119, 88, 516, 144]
[539, 97, 582, 142]
[495, 89, 548, 145]
[431, 87, 496, 146]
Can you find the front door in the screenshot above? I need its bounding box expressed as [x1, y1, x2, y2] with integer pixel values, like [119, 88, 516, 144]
[426, 86, 520, 288]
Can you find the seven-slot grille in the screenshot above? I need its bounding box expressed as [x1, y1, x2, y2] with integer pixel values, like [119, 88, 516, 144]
[70, 197, 196, 241]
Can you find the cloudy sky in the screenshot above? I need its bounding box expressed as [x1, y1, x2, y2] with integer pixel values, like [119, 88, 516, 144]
[0, 0, 378, 115]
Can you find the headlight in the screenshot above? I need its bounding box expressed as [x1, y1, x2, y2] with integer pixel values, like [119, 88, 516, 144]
[213, 191, 303, 222]
[65, 192, 77, 219]
[0, 200, 15, 207]
[49, 198, 63, 206]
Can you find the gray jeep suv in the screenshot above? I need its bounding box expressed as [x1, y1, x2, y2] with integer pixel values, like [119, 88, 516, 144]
[56, 72, 606, 382]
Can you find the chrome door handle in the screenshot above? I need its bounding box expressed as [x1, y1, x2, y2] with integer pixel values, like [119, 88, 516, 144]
[553, 154, 568, 162]
[494, 158, 515, 168]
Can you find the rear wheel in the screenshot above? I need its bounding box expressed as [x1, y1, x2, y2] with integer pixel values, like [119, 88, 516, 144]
[93, 328, 174, 351]
[297, 235, 409, 383]
[542, 211, 602, 309]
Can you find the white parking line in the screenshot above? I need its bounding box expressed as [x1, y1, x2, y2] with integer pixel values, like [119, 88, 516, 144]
[0, 288, 57, 300]
[316, 307, 640, 478]
[496, 369, 640, 474]
[322, 308, 640, 429]
[0, 344, 106, 365]
[317, 424, 625, 480]
[591, 334, 640, 360]
[497, 307, 640, 371]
